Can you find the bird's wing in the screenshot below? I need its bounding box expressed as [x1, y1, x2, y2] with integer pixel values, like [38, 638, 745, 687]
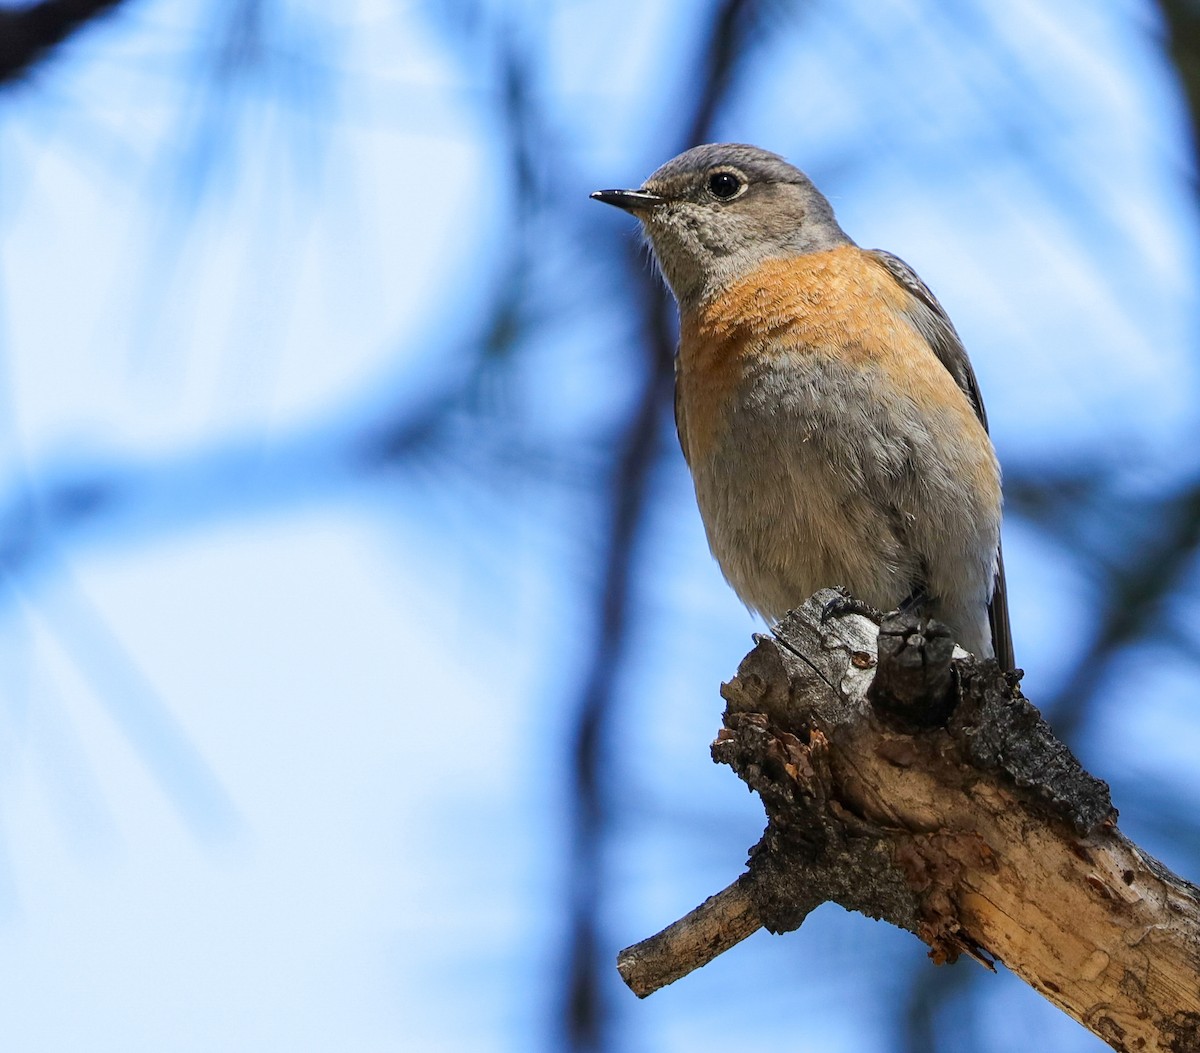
[868, 250, 988, 424]
[868, 249, 1015, 671]
[673, 355, 692, 466]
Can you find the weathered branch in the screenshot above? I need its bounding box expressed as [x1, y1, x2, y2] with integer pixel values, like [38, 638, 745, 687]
[618, 589, 1200, 1053]
[616, 874, 761, 998]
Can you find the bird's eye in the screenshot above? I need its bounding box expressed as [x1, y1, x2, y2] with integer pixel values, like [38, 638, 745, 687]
[707, 171, 743, 199]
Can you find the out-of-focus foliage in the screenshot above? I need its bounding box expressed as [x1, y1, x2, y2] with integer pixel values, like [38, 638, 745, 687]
[1, 2, 1198, 1051]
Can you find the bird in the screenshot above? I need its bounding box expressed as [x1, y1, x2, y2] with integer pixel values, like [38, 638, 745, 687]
[591, 143, 1013, 670]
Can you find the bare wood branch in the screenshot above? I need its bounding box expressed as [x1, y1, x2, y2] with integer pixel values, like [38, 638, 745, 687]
[617, 875, 760, 998]
[618, 589, 1200, 1052]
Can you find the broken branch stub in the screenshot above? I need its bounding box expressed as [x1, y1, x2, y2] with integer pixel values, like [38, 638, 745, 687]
[617, 590, 1200, 1053]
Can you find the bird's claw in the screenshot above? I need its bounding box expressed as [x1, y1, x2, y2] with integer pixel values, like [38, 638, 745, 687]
[821, 592, 885, 625]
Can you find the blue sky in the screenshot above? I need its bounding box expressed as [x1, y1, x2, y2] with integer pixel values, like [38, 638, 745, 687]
[0, 2, 1195, 1050]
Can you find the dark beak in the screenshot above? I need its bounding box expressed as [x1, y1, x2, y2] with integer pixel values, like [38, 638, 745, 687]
[590, 188, 664, 213]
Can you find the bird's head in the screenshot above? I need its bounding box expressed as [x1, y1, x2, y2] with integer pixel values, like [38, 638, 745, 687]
[592, 143, 851, 310]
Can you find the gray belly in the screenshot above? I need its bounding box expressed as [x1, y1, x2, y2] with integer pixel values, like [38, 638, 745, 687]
[685, 356, 998, 656]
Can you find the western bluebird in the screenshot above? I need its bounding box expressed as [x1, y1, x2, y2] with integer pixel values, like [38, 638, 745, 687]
[592, 143, 1013, 670]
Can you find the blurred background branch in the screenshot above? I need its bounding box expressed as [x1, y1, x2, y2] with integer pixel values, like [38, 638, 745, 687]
[0, 3, 1196, 1052]
[0, 0, 130, 83]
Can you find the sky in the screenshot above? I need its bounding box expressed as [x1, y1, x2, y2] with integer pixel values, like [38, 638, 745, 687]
[0, 1, 1196, 1051]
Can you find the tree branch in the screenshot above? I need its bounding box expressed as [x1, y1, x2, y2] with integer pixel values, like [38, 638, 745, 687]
[616, 874, 761, 998]
[0, 0, 130, 85]
[618, 590, 1200, 1053]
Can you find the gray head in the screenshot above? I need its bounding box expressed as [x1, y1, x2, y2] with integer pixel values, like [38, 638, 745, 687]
[592, 143, 852, 311]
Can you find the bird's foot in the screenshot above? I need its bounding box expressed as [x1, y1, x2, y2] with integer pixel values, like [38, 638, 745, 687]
[896, 585, 930, 618]
[821, 590, 885, 626]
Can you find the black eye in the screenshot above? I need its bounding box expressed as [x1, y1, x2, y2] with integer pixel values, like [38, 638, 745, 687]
[707, 171, 742, 199]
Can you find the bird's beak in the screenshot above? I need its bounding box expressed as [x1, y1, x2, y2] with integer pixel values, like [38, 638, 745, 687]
[590, 188, 665, 213]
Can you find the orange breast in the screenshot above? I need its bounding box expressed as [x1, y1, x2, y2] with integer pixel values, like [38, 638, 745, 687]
[676, 245, 980, 467]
